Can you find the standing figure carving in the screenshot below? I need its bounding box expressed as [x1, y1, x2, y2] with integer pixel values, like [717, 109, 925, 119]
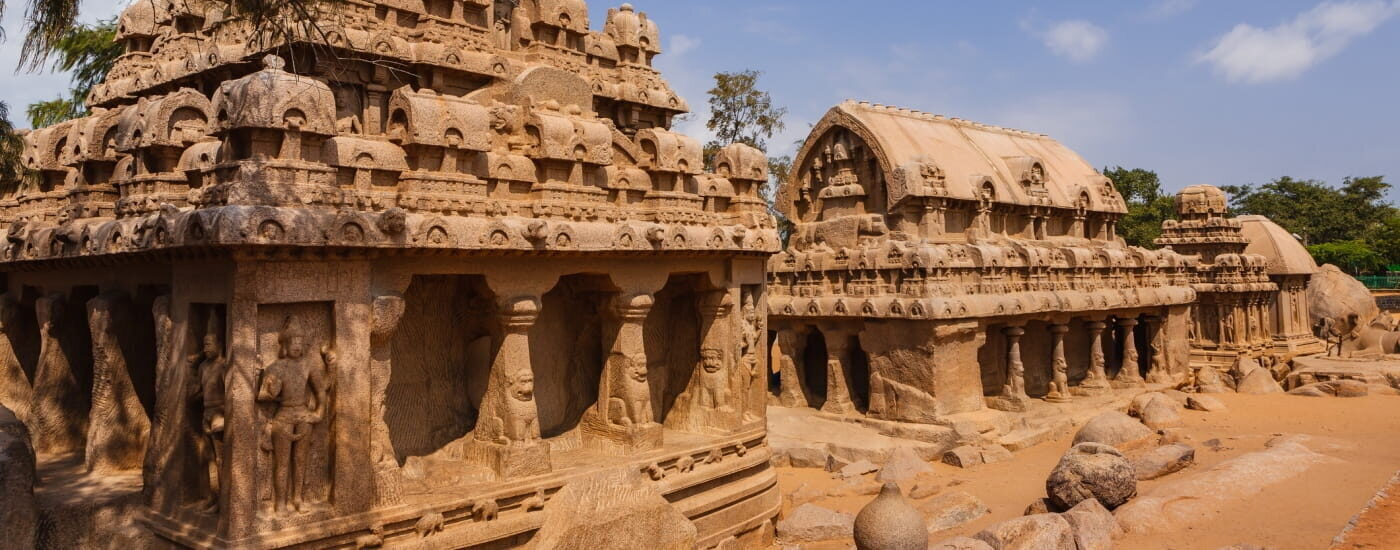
[739, 292, 763, 422]
[257, 317, 333, 515]
[188, 322, 227, 512]
[494, 368, 539, 444]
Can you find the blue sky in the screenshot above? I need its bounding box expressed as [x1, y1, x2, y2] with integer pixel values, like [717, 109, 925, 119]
[3, 0, 1398, 199]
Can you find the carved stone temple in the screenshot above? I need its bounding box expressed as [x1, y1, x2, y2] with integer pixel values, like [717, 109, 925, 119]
[0, 0, 779, 548]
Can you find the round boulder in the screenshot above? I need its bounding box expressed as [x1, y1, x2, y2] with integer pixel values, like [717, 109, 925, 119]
[1308, 264, 1380, 328]
[1046, 442, 1137, 511]
[1073, 411, 1154, 447]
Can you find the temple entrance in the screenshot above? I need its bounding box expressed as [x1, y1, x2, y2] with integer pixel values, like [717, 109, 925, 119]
[386, 275, 495, 463]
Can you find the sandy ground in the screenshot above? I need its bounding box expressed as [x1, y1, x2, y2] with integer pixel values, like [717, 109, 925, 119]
[774, 392, 1400, 550]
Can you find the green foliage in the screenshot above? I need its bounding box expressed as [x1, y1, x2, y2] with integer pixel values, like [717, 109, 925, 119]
[1224, 176, 1398, 273]
[26, 19, 122, 127]
[1103, 166, 1174, 248]
[0, 101, 27, 187]
[1307, 241, 1386, 274]
[700, 70, 792, 246]
[703, 70, 787, 155]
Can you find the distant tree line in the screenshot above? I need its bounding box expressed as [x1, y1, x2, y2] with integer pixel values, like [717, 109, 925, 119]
[1107, 167, 1397, 274]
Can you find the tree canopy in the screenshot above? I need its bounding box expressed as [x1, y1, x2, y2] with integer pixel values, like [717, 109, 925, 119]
[0, 101, 25, 185]
[1103, 166, 1175, 248]
[700, 70, 793, 244]
[26, 19, 122, 127]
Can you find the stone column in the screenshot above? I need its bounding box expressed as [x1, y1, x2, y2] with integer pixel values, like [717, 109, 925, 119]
[1076, 320, 1111, 395]
[467, 295, 550, 478]
[84, 292, 150, 472]
[1045, 323, 1071, 402]
[30, 293, 88, 456]
[1145, 315, 1172, 384]
[0, 294, 33, 428]
[773, 328, 807, 408]
[670, 291, 739, 434]
[1113, 318, 1145, 387]
[820, 326, 858, 415]
[367, 294, 405, 505]
[582, 293, 662, 453]
[989, 326, 1031, 411]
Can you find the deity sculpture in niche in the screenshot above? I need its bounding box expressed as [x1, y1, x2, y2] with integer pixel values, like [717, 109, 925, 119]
[257, 317, 333, 515]
[739, 291, 763, 422]
[696, 348, 730, 411]
[187, 318, 227, 512]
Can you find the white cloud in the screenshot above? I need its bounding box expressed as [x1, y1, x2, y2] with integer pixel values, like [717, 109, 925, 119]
[1147, 0, 1198, 19]
[1199, 0, 1400, 84]
[1038, 20, 1109, 62]
[668, 34, 700, 58]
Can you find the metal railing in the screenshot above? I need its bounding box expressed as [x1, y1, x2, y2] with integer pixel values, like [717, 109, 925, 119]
[1357, 274, 1400, 289]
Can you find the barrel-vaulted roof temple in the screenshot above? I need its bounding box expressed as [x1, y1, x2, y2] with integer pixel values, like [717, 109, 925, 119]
[0, 0, 1325, 548]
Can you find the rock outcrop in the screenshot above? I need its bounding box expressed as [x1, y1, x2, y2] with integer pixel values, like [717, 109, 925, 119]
[1046, 443, 1137, 510]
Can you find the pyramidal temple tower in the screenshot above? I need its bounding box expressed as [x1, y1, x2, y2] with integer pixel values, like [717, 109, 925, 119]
[1, 1, 779, 547]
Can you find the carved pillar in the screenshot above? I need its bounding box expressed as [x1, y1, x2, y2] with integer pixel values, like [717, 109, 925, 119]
[1045, 323, 1071, 402]
[989, 326, 1030, 411]
[367, 294, 405, 505]
[582, 292, 662, 453]
[467, 295, 550, 477]
[1076, 320, 1111, 395]
[773, 328, 808, 408]
[669, 291, 739, 434]
[819, 326, 858, 415]
[0, 293, 33, 427]
[84, 292, 151, 472]
[30, 293, 88, 456]
[1113, 318, 1145, 387]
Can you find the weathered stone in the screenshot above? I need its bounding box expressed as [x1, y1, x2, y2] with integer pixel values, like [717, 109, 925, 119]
[1073, 411, 1154, 448]
[1046, 442, 1137, 510]
[920, 490, 990, 533]
[787, 446, 831, 469]
[1023, 498, 1056, 515]
[943, 446, 984, 468]
[1132, 444, 1196, 480]
[1061, 498, 1121, 550]
[1290, 379, 1370, 398]
[1116, 437, 1335, 534]
[973, 514, 1076, 550]
[531, 467, 696, 550]
[1161, 389, 1191, 407]
[1138, 395, 1184, 430]
[840, 459, 881, 479]
[877, 446, 934, 482]
[1287, 384, 1330, 397]
[854, 482, 928, 550]
[1237, 368, 1283, 394]
[929, 536, 995, 550]
[1195, 367, 1232, 393]
[0, 406, 37, 548]
[776, 503, 854, 543]
[1186, 394, 1227, 412]
[909, 480, 942, 500]
[980, 445, 1014, 465]
[1308, 264, 1381, 330]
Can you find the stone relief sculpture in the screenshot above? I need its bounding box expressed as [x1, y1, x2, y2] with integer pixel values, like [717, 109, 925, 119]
[606, 353, 653, 429]
[695, 348, 730, 411]
[257, 317, 332, 515]
[188, 317, 227, 511]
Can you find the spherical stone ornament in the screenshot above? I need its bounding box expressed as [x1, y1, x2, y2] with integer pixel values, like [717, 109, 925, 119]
[853, 482, 928, 550]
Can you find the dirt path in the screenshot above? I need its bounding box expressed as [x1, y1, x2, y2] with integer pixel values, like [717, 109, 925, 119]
[774, 392, 1400, 549]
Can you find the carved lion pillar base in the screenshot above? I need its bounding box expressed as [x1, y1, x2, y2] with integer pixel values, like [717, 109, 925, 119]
[468, 296, 551, 478]
[1073, 320, 1112, 396]
[1112, 318, 1146, 388]
[987, 326, 1031, 412]
[1044, 323, 1073, 403]
[582, 293, 663, 455]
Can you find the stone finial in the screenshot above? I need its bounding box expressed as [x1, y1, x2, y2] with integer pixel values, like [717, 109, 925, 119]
[620, 2, 634, 11]
[853, 482, 927, 549]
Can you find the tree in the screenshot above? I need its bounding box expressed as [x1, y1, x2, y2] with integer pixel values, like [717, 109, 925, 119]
[26, 19, 122, 127]
[702, 70, 786, 165]
[1307, 241, 1385, 274]
[1103, 166, 1174, 248]
[700, 70, 792, 245]
[0, 101, 26, 186]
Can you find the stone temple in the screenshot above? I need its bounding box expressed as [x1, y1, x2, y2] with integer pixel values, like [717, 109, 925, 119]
[1, 0, 779, 548]
[0, 1, 1340, 549]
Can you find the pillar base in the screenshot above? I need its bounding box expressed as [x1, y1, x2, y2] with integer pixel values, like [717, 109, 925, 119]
[581, 415, 663, 455]
[463, 439, 551, 479]
[986, 395, 1031, 412]
[820, 398, 858, 416]
[1111, 375, 1146, 389]
[1071, 381, 1112, 397]
[1146, 370, 1174, 385]
[1042, 393, 1073, 403]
